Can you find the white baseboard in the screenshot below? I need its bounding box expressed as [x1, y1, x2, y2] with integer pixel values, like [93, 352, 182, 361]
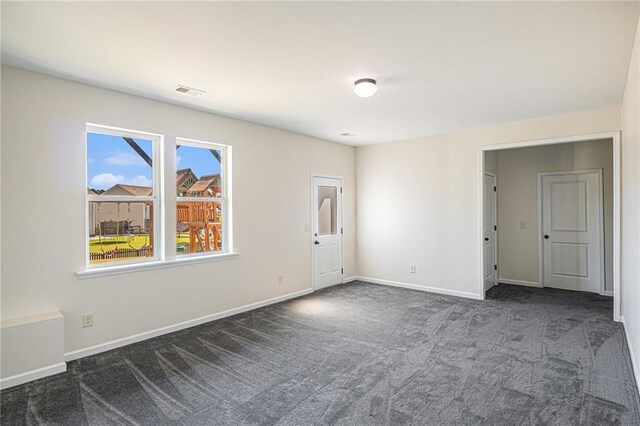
[602, 290, 614, 297]
[0, 362, 67, 390]
[498, 278, 541, 288]
[357, 276, 483, 300]
[343, 276, 358, 283]
[64, 288, 314, 362]
[620, 316, 640, 391]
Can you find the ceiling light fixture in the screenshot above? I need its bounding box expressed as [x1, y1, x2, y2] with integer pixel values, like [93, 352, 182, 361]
[353, 78, 377, 98]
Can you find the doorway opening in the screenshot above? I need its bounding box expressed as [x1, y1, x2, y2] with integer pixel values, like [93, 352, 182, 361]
[479, 132, 620, 321]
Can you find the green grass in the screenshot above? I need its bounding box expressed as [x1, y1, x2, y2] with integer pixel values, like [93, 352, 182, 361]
[89, 234, 193, 253]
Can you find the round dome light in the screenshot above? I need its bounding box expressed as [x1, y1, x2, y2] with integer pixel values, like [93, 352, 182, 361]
[353, 78, 377, 98]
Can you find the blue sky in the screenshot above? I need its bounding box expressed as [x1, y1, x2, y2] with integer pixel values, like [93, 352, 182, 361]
[176, 145, 221, 178]
[87, 132, 221, 190]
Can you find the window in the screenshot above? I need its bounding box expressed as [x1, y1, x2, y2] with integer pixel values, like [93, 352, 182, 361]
[82, 125, 233, 275]
[176, 138, 229, 256]
[317, 186, 338, 235]
[86, 125, 161, 267]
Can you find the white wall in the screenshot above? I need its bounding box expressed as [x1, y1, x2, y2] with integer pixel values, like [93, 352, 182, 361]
[0, 66, 357, 354]
[356, 106, 620, 298]
[496, 140, 613, 291]
[622, 17, 640, 383]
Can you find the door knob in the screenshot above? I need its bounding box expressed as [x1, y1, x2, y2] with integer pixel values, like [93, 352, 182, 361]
[314, 241, 320, 245]
[484, 238, 489, 241]
[544, 235, 550, 239]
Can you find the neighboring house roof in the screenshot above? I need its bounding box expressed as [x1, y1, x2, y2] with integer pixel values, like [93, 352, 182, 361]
[177, 168, 198, 189]
[200, 174, 220, 181]
[187, 174, 221, 196]
[102, 184, 153, 196]
[92, 172, 219, 197]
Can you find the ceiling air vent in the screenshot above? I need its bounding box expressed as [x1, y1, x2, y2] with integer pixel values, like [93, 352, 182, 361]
[174, 85, 206, 96]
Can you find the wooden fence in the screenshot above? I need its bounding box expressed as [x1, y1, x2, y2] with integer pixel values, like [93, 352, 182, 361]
[89, 246, 152, 261]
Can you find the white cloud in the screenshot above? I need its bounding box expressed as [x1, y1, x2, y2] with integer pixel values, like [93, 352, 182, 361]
[88, 158, 96, 164]
[91, 173, 125, 188]
[127, 175, 153, 187]
[104, 152, 147, 167]
[91, 173, 124, 189]
[90, 173, 152, 189]
[176, 156, 182, 167]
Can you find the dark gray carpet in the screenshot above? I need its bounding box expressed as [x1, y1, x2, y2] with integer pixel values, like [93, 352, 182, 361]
[1, 281, 638, 425]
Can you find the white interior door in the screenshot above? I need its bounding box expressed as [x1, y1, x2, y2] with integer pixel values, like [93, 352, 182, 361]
[313, 177, 343, 290]
[541, 170, 603, 293]
[483, 173, 497, 291]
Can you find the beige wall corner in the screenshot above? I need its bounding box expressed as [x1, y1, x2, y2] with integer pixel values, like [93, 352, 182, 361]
[356, 107, 621, 297]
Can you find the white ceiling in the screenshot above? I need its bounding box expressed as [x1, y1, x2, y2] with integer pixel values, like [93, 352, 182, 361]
[2, 2, 639, 146]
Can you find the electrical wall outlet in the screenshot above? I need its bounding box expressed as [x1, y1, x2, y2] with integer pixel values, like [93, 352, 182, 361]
[82, 313, 94, 328]
[278, 274, 284, 284]
[410, 265, 416, 274]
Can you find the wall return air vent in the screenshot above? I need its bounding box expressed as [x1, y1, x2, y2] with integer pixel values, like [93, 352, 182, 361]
[174, 85, 206, 96]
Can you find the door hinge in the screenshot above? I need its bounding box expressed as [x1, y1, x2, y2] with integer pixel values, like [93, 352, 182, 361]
[341, 268, 344, 274]
[494, 265, 497, 271]
[494, 225, 497, 231]
[340, 187, 343, 194]
[341, 227, 343, 234]
[494, 186, 497, 192]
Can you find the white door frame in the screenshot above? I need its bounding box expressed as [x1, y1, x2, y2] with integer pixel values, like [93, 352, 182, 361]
[310, 174, 344, 291]
[484, 171, 498, 290]
[537, 169, 606, 295]
[478, 131, 620, 321]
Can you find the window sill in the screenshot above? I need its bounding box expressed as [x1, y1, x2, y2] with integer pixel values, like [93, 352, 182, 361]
[76, 252, 240, 280]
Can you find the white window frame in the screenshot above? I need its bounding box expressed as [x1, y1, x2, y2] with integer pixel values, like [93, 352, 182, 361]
[175, 137, 232, 258]
[85, 124, 164, 269]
